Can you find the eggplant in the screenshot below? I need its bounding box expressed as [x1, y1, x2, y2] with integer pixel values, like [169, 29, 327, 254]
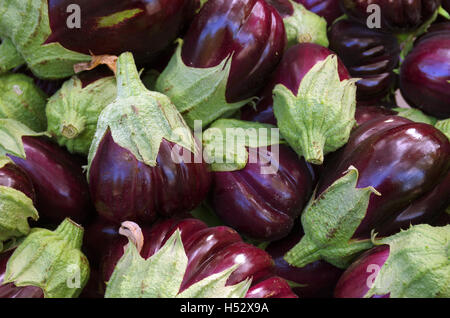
[334, 224, 450, 298]
[101, 218, 297, 298]
[0, 0, 197, 78]
[328, 20, 400, 101]
[155, 0, 287, 128]
[241, 43, 350, 126]
[339, 0, 441, 32]
[354, 106, 397, 126]
[399, 22, 450, 118]
[0, 158, 36, 204]
[295, 0, 342, 24]
[444, 0, 450, 12]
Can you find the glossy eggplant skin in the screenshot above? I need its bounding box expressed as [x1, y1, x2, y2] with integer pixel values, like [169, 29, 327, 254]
[354, 106, 397, 126]
[333, 245, 390, 298]
[266, 223, 344, 298]
[296, 0, 342, 24]
[0, 161, 36, 204]
[0, 250, 44, 298]
[101, 218, 297, 298]
[240, 43, 350, 125]
[212, 145, 314, 241]
[181, 0, 286, 103]
[88, 131, 212, 225]
[318, 122, 450, 238]
[400, 26, 450, 118]
[45, 0, 197, 65]
[339, 0, 441, 32]
[329, 20, 400, 101]
[8, 136, 93, 225]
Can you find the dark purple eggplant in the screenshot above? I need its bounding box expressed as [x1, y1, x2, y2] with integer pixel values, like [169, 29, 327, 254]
[0, 159, 36, 204]
[339, 0, 441, 32]
[399, 23, 450, 118]
[212, 144, 314, 241]
[354, 106, 397, 126]
[444, 0, 450, 12]
[241, 43, 350, 125]
[328, 20, 400, 101]
[8, 136, 94, 224]
[296, 0, 342, 24]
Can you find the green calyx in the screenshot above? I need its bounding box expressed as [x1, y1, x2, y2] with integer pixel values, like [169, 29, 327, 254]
[105, 222, 251, 298]
[393, 107, 437, 125]
[284, 166, 379, 269]
[203, 119, 282, 172]
[284, 1, 329, 48]
[365, 224, 450, 298]
[0, 72, 48, 132]
[3, 218, 90, 298]
[273, 54, 357, 165]
[155, 40, 255, 129]
[0, 0, 90, 78]
[0, 118, 48, 159]
[0, 182, 39, 252]
[87, 52, 197, 176]
[435, 119, 450, 140]
[46, 75, 117, 155]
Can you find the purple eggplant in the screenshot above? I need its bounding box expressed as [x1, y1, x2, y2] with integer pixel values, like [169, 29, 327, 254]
[354, 106, 397, 126]
[296, 0, 342, 24]
[339, 0, 441, 32]
[328, 20, 400, 101]
[0, 159, 36, 204]
[212, 144, 314, 241]
[8, 136, 94, 224]
[444, 0, 450, 12]
[399, 23, 450, 118]
[241, 43, 350, 125]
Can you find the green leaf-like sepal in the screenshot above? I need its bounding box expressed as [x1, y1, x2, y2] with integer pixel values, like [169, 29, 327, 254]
[3, 218, 90, 298]
[284, 1, 329, 47]
[203, 119, 282, 172]
[435, 119, 450, 140]
[284, 166, 379, 269]
[105, 228, 251, 298]
[365, 224, 450, 298]
[0, 73, 47, 132]
[87, 52, 197, 175]
[0, 183, 39, 252]
[46, 75, 117, 155]
[393, 107, 437, 125]
[273, 54, 357, 165]
[0, 0, 90, 78]
[0, 118, 49, 158]
[0, 38, 25, 73]
[155, 41, 255, 128]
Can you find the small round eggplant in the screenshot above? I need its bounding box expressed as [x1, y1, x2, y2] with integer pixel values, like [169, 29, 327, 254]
[101, 218, 297, 298]
[328, 20, 400, 101]
[400, 23, 450, 118]
[339, 0, 441, 32]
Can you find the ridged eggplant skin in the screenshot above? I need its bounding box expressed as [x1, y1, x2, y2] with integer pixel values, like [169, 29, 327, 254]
[0, 250, 44, 298]
[333, 245, 390, 298]
[181, 0, 287, 103]
[318, 122, 450, 238]
[241, 43, 349, 125]
[88, 131, 212, 225]
[0, 161, 36, 204]
[8, 136, 93, 225]
[339, 0, 441, 32]
[45, 0, 197, 65]
[328, 20, 400, 101]
[211, 145, 314, 242]
[400, 24, 450, 118]
[101, 218, 297, 298]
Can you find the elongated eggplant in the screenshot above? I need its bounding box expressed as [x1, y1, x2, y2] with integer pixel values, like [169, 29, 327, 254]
[155, 0, 286, 128]
[0, 0, 197, 78]
[328, 20, 400, 101]
[101, 219, 297, 298]
[400, 23, 450, 118]
[334, 224, 450, 298]
[88, 52, 211, 225]
[241, 42, 350, 126]
[339, 0, 441, 32]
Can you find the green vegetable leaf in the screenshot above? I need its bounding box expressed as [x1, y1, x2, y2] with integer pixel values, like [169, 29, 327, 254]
[392, 107, 437, 125]
[435, 118, 450, 140]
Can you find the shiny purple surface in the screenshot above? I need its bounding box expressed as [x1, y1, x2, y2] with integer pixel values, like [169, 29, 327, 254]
[241, 43, 350, 125]
[181, 0, 286, 103]
[9, 136, 93, 224]
[400, 25, 450, 118]
[212, 145, 314, 241]
[101, 217, 297, 298]
[0, 161, 36, 204]
[88, 131, 212, 224]
[296, 0, 342, 24]
[354, 106, 397, 126]
[45, 0, 197, 65]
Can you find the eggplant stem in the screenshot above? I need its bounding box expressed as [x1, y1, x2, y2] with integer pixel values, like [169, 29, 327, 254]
[119, 221, 144, 254]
